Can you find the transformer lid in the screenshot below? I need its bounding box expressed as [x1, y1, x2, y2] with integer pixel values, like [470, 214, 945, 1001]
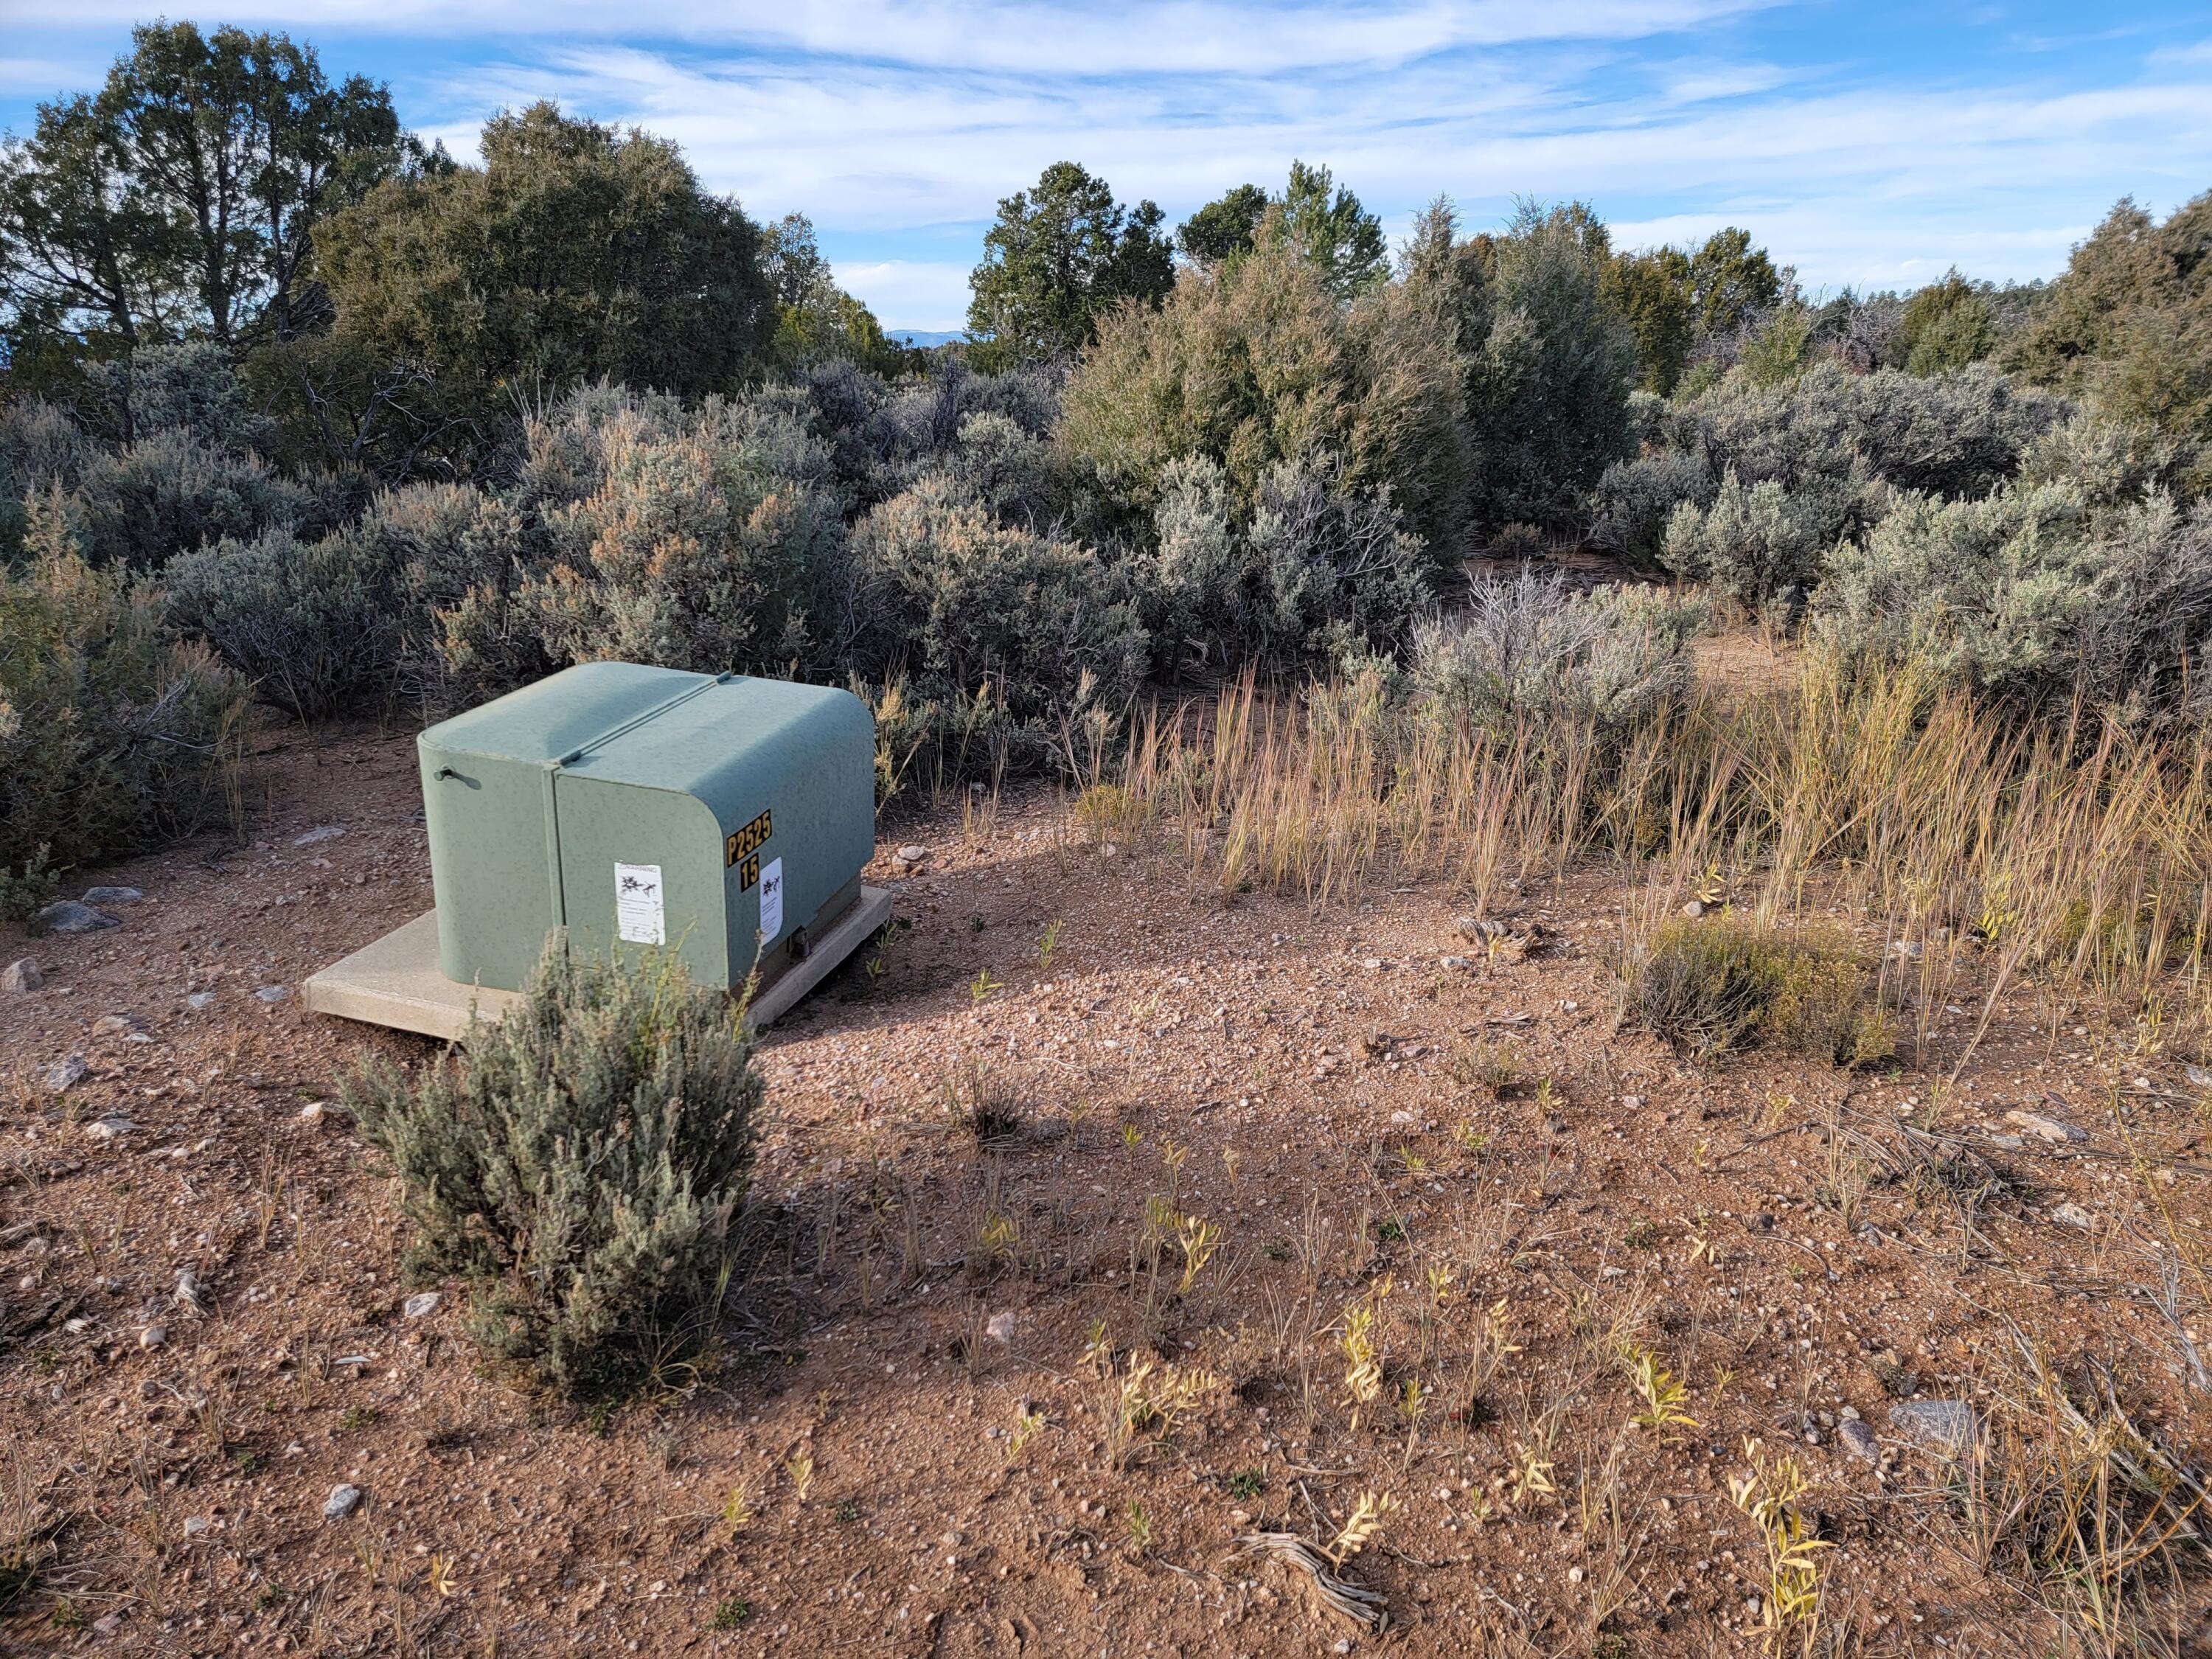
[417, 662, 714, 765]
[560, 675, 868, 827]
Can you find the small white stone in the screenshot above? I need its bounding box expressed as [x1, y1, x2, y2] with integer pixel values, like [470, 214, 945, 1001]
[986, 1311, 1016, 1344]
[140, 1324, 167, 1350]
[254, 984, 291, 1004]
[323, 1484, 363, 1520]
[403, 1291, 442, 1320]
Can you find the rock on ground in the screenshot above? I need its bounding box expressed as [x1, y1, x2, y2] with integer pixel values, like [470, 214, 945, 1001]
[1, 958, 42, 993]
[35, 900, 117, 935]
[1889, 1400, 1981, 1455]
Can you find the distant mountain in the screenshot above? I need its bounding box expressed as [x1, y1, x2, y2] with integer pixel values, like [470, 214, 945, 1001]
[886, 329, 966, 348]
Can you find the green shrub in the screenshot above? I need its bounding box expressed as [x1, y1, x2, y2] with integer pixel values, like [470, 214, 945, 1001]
[1451, 199, 1639, 530]
[0, 500, 248, 880]
[1627, 914, 1892, 1065]
[72, 428, 332, 569]
[344, 948, 764, 1399]
[164, 528, 404, 722]
[850, 476, 1147, 723]
[1146, 452, 1430, 675]
[1661, 467, 1826, 613]
[1058, 232, 1467, 558]
[2007, 191, 2212, 469]
[1410, 568, 1704, 742]
[1812, 481, 2212, 717]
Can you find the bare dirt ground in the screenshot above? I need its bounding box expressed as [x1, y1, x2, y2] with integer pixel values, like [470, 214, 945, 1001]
[4, 723, 2211, 1656]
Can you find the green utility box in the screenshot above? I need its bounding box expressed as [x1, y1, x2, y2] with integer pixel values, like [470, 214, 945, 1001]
[417, 663, 875, 994]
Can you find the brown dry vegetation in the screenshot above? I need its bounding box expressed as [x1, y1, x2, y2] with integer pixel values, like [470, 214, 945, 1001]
[5, 643, 2212, 1656]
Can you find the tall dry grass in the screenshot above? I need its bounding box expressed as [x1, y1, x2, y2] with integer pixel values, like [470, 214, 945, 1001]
[1107, 652, 2212, 1046]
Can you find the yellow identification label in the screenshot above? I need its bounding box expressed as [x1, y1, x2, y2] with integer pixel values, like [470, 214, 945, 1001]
[726, 809, 772, 881]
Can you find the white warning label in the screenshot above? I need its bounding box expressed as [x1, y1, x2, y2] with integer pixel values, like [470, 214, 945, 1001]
[758, 858, 784, 942]
[615, 863, 665, 945]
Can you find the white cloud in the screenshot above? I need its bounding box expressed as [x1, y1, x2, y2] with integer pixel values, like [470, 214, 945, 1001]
[27, 1, 1775, 74]
[0, 55, 108, 101]
[411, 28, 2211, 303]
[833, 260, 975, 330]
[9, 1, 2208, 318]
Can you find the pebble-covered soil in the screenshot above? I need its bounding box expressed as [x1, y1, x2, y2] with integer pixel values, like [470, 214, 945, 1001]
[4, 724, 2211, 1655]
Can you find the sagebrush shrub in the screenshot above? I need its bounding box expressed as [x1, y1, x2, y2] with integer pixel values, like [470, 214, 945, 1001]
[1810, 479, 2212, 716]
[355, 481, 529, 616]
[78, 341, 273, 451]
[1661, 361, 2066, 506]
[344, 948, 764, 1398]
[1410, 567, 1704, 740]
[1587, 448, 1713, 566]
[439, 385, 849, 695]
[0, 400, 88, 557]
[850, 475, 1147, 722]
[1628, 914, 1891, 1065]
[1661, 467, 1826, 613]
[1, 506, 248, 881]
[2015, 411, 2196, 507]
[164, 527, 404, 722]
[71, 428, 333, 570]
[1146, 452, 1430, 674]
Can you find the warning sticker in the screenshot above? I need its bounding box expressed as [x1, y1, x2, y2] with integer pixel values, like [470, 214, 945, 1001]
[757, 858, 784, 942]
[615, 863, 665, 945]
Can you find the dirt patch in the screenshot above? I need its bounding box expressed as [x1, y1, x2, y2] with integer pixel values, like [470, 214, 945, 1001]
[3, 727, 2209, 1654]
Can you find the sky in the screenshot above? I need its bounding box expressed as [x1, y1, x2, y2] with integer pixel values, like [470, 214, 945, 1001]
[3, 2, 2209, 333]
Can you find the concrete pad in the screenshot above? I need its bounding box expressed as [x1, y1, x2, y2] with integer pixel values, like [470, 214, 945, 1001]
[301, 912, 521, 1041]
[302, 885, 894, 1042]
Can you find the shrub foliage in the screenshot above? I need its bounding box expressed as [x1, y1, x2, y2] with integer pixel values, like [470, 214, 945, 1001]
[1, 519, 248, 883]
[345, 949, 764, 1398]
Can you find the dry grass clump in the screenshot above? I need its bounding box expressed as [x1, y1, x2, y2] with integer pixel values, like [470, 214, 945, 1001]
[1950, 1343, 2211, 1647]
[1625, 914, 1894, 1065]
[942, 1060, 1024, 1144]
[1107, 650, 2212, 1041]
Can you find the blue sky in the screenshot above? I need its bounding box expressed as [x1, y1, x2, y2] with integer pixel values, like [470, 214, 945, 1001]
[4, 2, 2209, 331]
